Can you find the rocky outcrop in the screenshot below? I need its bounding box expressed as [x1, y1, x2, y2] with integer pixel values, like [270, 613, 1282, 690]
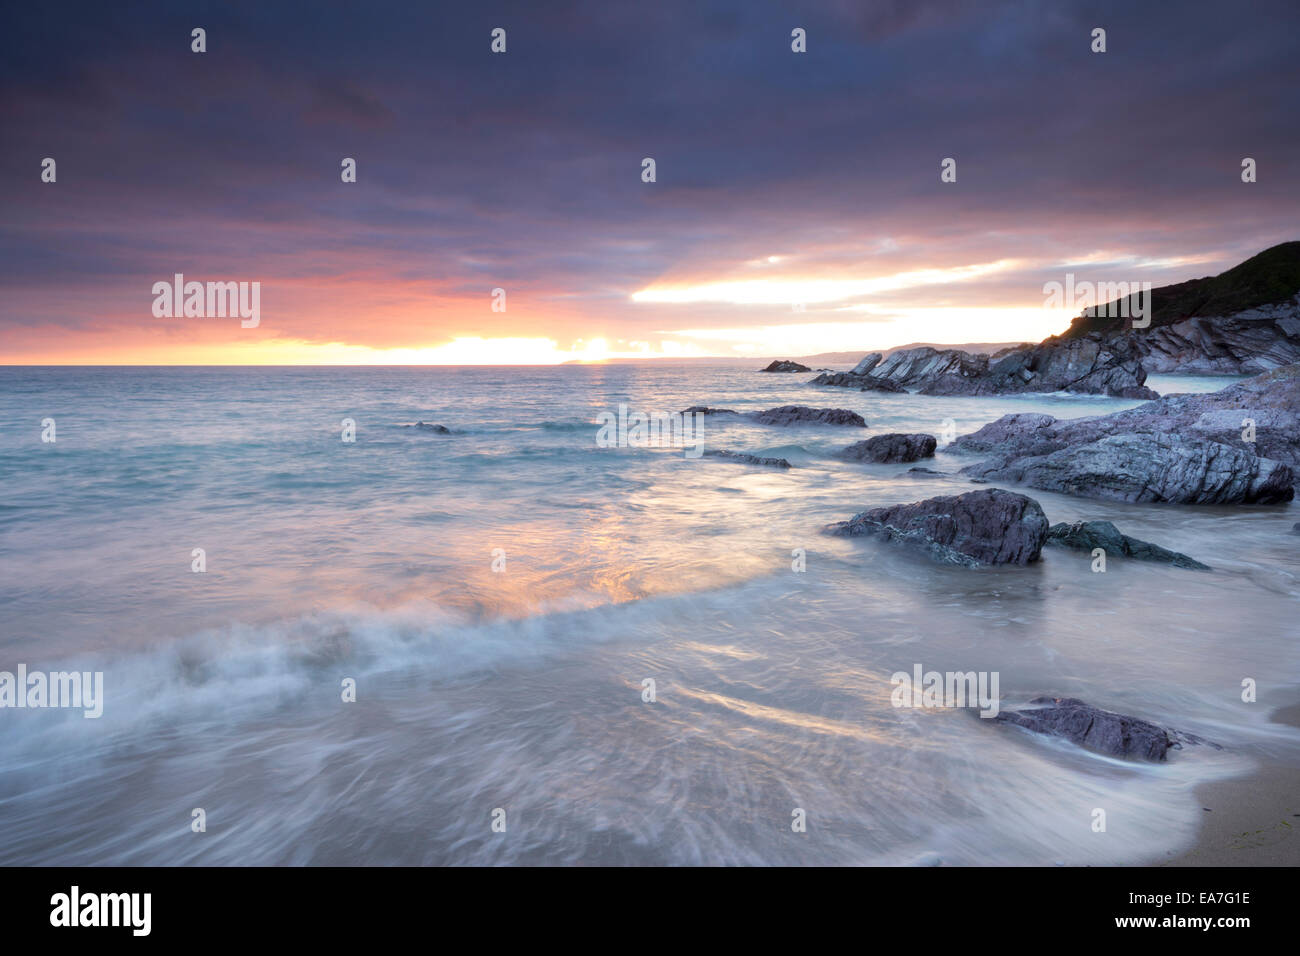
[961, 433, 1294, 505]
[850, 353, 884, 375]
[818, 244, 1300, 392]
[951, 413, 1060, 455]
[704, 450, 792, 468]
[870, 346, 987, 389]
[952, 364, 1300, 503]
[1062, 241, 1300, 374]
[409, 422, 453, 433]
[1045, 520, 1210, 569]
[825, 488, 1049, 567]
[679, 406, 739, 416]
[809, 370, 906, 392]
[994, 697, 1219, 762]
[760, 360, 812, 372]
[860, 335, 1156, 398]
[1135, 298, 1300, 374]
[840, 433, 937, 463]
[751, 405, 867, 427]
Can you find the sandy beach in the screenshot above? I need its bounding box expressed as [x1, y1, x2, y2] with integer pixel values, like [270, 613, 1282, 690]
[1157, 702, 1300, 866]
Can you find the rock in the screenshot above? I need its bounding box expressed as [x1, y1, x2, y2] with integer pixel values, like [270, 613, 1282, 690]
[952, 413, 1060, 455]
[1292, 522, 1300, 535]
[990, 334, 1158, 399]
[704, 450, 792, 468]
[961, 433, 1294, 505]
[1062, 242, 1300, 374]
[679, 406, 739, 416]
[824, 488, 1049, 567]
[952, 413, 1068, 456]
[410, 422, 452, 433]
[994, 697, 1219, 762]
[864, 336, 1156, 398]
[952, 365, 1300, 502]
[1136, 303, 1300, 375]
[760, 360, 812, 372]
[907, 467, 948, 477]
[1045, 520, 1210, 569]
[871, 347, 988, 389]
[840, 433, 937, 463]
[809, 370, 907, 392]
[851, 352, 884, 375]
[751, 405, 867, 427]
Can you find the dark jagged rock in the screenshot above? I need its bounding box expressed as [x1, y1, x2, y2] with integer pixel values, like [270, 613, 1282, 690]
[809, 370, 907, 392]
[907, 467, 948, 478]
[994, 697, 1220, 762]
[840, 433, 937, 463]
[953, 365, 1300, 503]
[409, 422, 452, 434]
[824, 488, 1049, 567]
[961, 433, 1294, 505]
[863, 336, 1156, 398]
[1063, 242, 1300, 374]
[760, 360, 812, 373]
[751, 405, 867, 427]
[1067, 242, 1300, 338]
[679, 406, 739, 416]
[987, 334, 1158, 399]
[703, 450, 792, 469]
[871, 346, 988, 389]
[1135, 300, 1300, 374]
[1046, 520, 1210, 569]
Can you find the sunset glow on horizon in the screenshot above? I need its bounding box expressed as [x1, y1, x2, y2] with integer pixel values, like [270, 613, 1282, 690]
[3, 3, 1296, 366]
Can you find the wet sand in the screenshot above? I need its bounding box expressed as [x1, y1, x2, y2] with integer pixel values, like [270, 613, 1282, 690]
[1156, 702, 1300, 867]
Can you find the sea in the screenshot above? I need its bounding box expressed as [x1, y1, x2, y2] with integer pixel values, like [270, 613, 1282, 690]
[1, 364, 1298, 865]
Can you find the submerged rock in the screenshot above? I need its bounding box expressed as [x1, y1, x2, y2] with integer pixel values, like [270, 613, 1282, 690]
[960, 432, 1294, 505]
[1046, 520, 1210, 569]
[704, 450, 792, 468]
[994, 697, 1219, 762]
[907, 467, 948, 477]
[751, 405, 867, 427]
[760, 359, 812, 373]
[840, 433, 937, 463]
[679, 406, 739, 416]
[409, 422, 453, 434]
[825, 488, 1049, 567]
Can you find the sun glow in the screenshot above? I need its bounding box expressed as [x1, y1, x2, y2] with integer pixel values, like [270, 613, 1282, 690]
[662, 306, 1068, 355]
[631, 260, 1020, 306]
[17, 336, 704, 366]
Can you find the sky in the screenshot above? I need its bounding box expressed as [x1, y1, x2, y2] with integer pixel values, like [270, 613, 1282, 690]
[2, 0, 1298, 365]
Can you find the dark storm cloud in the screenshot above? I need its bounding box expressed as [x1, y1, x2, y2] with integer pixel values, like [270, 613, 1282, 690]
[1, 0, 1297, 353]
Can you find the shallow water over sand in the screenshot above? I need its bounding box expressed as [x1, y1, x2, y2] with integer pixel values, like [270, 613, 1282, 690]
[1, 365, 1297, 864]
